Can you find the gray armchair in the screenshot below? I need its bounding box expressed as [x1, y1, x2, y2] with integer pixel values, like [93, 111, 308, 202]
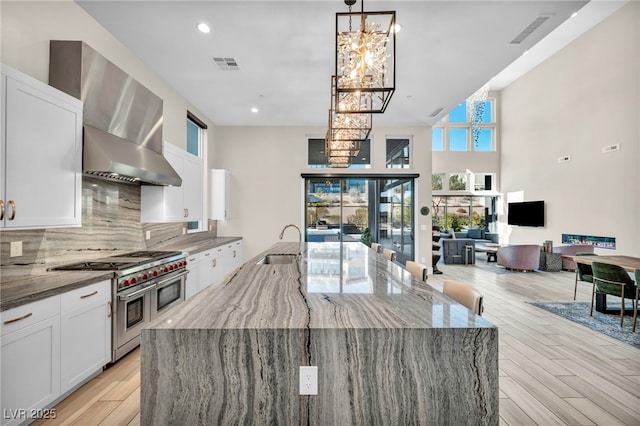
[442, 239, 476, 265]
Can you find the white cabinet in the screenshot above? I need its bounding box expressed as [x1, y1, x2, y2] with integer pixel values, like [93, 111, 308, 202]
[1, 281, 112, 425]
[0, 65, 82, 230]
[185, 251, 203, 299]
[60, 280, 111, 394]
[141, 142, 202, 223]
[209, 169, 230, 220]
[197, 248, 223, 292]
[1, 296, 61, 426]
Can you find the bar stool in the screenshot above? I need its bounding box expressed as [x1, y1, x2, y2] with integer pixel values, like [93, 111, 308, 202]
[383, 248, 396, 262]
[405, 260, 427, 281]
[371, 242, 381, 254]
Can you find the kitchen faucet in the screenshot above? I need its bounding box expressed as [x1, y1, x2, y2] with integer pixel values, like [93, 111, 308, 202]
[279, 224, 302, 255]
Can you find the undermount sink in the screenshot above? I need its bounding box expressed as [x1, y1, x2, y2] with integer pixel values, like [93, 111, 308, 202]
[256, 254, 297, 265]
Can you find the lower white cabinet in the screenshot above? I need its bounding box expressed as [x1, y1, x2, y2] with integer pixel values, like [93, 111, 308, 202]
[184, 240, 243, 299]
[1, 280, 112, 425]
[1, 297, 61, 426]
[60, 280, 111, 394]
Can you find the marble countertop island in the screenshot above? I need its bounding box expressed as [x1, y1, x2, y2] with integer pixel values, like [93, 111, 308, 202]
[141, 242, 498, 425]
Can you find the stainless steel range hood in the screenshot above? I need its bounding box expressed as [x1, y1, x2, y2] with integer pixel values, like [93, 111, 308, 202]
[49, 40, 182, 186]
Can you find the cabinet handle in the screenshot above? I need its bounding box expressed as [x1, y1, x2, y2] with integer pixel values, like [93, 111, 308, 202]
[80, 290, 98, 299]
[224, 210, 227, 218]
[107, 301, 112, 318]
[189, 257, 196, 262]
[8, 200, 16, 220]
[212, 259, 217, 268]
[204, 252, 210, 257]
[4, 312, 32, 325]
[186, 208, 189, 217]
[0, 200, 4, 221]
[233, 250, 236, 258]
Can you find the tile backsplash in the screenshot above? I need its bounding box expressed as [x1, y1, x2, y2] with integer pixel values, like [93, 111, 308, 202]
[0, 176, 216, 280]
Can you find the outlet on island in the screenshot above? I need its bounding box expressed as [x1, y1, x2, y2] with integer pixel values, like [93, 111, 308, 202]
[299, 366, 318, 395]
[10, 241, 22, 257]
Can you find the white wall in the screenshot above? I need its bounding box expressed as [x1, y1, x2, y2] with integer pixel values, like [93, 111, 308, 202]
[212, 126, 433, 265]
[1, 0, 213, 150]
[500, 2, 639, 255]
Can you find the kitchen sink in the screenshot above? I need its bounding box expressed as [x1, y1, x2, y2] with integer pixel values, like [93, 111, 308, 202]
[256, 254, 297, 265]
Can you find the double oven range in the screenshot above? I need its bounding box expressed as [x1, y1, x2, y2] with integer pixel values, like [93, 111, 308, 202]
[51, 251, 188, 362]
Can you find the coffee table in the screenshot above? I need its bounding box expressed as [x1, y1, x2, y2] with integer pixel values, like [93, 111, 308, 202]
[476, 243, 501, 262]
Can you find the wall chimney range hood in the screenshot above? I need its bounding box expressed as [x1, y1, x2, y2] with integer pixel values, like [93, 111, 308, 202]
[49, 40, 182, 186]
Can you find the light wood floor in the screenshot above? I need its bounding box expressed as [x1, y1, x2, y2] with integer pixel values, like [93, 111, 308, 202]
[34, 261, 640, 425]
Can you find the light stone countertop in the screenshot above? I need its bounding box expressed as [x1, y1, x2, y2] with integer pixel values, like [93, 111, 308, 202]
[148, 241, 495, 331]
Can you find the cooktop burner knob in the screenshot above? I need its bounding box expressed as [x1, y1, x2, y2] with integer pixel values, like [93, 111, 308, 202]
[130, 277, 137, 284]
[163, 266, 169, 273]
[123, 279, 130, 287]
[153, 270, 159, 277]
[142, 273, 149, 280]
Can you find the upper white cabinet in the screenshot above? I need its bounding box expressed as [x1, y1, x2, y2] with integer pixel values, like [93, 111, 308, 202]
[210, 169, 230, 220]
[1, 65, 82, 230]
[141, 142, 202, 223]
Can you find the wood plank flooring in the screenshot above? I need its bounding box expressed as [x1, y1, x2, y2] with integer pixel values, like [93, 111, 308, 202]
[34, 261, 640, 425]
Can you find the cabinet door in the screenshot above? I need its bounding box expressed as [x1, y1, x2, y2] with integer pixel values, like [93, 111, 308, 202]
[161, 146, 187, 221]
[197, 248, 223, 291]
[1, 317, 61, 426]
[182, 152, 203, 221]
[3, 71, 82, 229]
[60, 281, 111, 394]
[185, 253, 202, 299]
[209, 169, 230, 220]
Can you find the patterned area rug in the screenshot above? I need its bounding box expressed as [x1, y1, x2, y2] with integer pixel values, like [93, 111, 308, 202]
[529, 302, 640, 349]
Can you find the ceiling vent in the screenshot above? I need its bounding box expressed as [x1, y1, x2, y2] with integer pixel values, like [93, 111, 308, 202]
[510, 16, 550, 44]
[211, 57, 240, 71]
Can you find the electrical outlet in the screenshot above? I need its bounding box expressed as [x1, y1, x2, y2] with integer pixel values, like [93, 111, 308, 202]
[10, 241, 22, 257]
[182, 227, 187, 235]
[145, 230, 151, 240]
[299, 366, 318, 395]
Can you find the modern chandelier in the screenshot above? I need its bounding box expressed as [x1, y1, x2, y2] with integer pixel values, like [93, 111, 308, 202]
[325, 0, 396, 168]
[467, 83, 490, 147]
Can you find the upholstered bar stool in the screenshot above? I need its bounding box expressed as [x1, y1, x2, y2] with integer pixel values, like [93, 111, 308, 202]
[383, 248, 396, 262]
[405, 260, 427, 282]
[443, 279, 484, 316]
[371, 242, 381, 254]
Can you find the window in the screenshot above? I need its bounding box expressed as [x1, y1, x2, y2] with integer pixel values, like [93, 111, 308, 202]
[386, 137, 411, 169]
[308, 138, 371, 169]
[448, 174, 467, 191]
[432, 195, 497, 233]
[186, 111, 206, 232]
[432, 98, 496, 152]
[432, 173, 444, 190]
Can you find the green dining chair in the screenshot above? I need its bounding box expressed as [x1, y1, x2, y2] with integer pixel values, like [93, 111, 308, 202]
[590, 262, 636, 327]
[574, 252, 598, 300]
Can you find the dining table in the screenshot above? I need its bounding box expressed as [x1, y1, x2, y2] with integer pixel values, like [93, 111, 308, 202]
[565, 255, 640, 313]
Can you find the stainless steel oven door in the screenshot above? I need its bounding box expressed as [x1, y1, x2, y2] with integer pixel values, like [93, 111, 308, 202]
[114, 282, 156, 361]
[152, 270, 187, 319]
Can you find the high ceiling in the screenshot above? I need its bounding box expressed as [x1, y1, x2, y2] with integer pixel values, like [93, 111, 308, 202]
[77, 1, 620, 128]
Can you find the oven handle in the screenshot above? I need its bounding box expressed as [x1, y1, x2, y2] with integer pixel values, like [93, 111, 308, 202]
[118, 283, 157, 301]
[155, 270, 189, 289]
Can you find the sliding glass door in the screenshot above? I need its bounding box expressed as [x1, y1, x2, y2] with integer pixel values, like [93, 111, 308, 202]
[304, 176, 414, 264]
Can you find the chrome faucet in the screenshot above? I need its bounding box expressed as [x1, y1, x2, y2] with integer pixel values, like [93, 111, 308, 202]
[279, 224, 302, 242]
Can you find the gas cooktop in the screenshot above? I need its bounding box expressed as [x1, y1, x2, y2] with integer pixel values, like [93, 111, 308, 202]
[49, 250, 183, 271]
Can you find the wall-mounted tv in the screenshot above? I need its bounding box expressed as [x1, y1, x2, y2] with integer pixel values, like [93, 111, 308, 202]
[507, 201, 545, 227]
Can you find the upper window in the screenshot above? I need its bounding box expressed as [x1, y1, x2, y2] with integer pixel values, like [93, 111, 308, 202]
[432, 98, 495, 152]
[386, 137, 411, 169]
[308, 138, 371, 169]
[186, 112, 206, 232]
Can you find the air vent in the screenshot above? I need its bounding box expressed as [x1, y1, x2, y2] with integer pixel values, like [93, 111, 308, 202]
[85, 171, 140, 184]
[211, 57, 240, 71]
[510, 16, 550, 44]
[429, 107, 444, 117]
[557, 155, 571, 163]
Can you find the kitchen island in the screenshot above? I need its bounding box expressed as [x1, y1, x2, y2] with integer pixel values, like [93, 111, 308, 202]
[141, 242, 498, 424]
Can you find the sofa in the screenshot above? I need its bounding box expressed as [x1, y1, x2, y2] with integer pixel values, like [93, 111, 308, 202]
[552, 245, 594, 271]
[497, 245, 541, 271]
[453, 228, 499, 244]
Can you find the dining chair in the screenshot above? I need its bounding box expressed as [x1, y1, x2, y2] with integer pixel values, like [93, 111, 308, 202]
[405, 260, 427, 282]
[634, 269, 640, 332]
[443, 279, 484, 316]
[382, 248, 396, 262]
[371, 242, 381, 254]
[574, 252, 598, 300]
[590, 261, 637, 327]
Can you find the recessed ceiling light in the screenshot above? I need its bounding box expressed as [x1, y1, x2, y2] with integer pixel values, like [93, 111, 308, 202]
[392, 23, 402, 33]
[570, 11, 579, 18]
[251, 107, 259, 113]
[197, 23, 211, 34]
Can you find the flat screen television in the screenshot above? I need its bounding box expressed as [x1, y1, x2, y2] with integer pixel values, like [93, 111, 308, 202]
[507, 201, 545, 227]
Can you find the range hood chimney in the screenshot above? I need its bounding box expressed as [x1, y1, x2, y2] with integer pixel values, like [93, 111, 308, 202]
[49, 40, 182, 186]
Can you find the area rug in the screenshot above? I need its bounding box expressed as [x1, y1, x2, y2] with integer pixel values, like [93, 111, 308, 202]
[528, 302, 640, 349]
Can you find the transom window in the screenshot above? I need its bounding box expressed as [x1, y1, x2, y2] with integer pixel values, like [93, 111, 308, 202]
[432, 99, 495, 152]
